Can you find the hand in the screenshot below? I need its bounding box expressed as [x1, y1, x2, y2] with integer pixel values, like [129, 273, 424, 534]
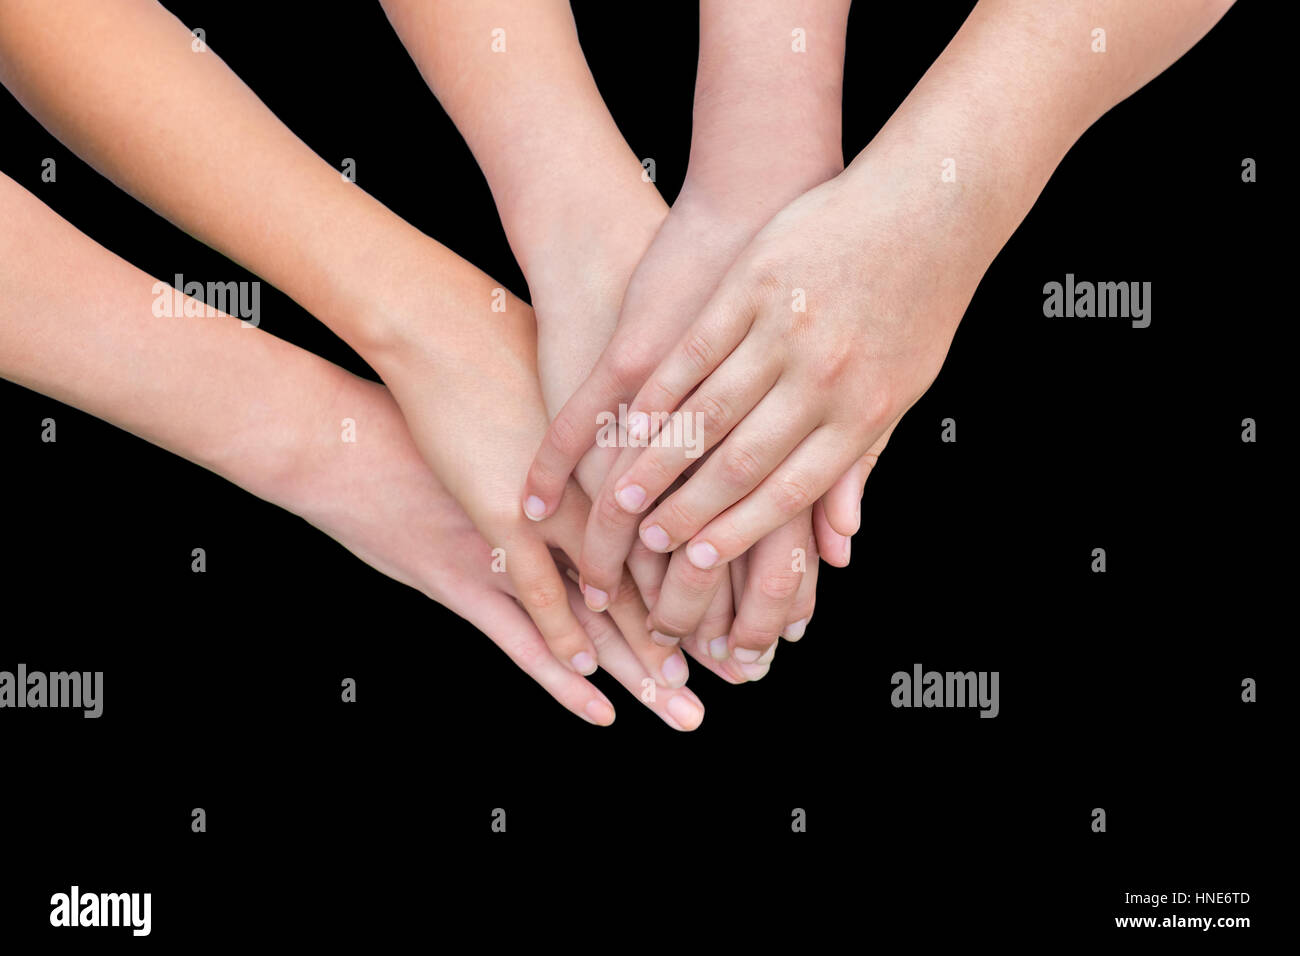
[286, 374, 713, 730]
[363, 263, 695, 691]
[564, 192, 829, 672]
[590, 155, 979, 571]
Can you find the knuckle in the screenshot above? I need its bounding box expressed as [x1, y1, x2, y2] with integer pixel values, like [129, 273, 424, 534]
[512, 635, 551, 672]
[744, 261, 786, 304]
[692, 390, 732, 435]
[758, 571, 800, 603]
[546, 410, 586, 459]
[861, 388, 895, 429]
[657, 495, 699, 538]
[606, 345, 652, 391]
[595, 488, 634, 529]
[731, 622, 776, 651]
[770, 473, 813, 516]
[719, 443, 764, 489]
[811, 346, 854, 386]
[521, 579, 565, 613]
[672, 558, 718, 597]
[638, 451, 679, 493]
[578, 556, 616, 594]
[681, 331, 716, 376]
[649, 613, 693, 639]
[639, 380, 677, 419]
[585, 618, 619, 652]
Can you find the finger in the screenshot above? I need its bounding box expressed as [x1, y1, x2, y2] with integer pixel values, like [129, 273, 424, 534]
[472, 591, 615, 725]
[609, 336, 779, 528]
[729, 513, 811, 677]
[635, 381, 819, 558]
[686, 424, 862, 568]
[626, 277, 758, 433]
[821, 418, 898, 537]
[522, 357, 628, 521]
[813, 498, 851, 568]
[646, 547, 726, 648]
[604, 564, 692, 690]
[681, 572, 745, 685]
[568, 582, 705, 732]
[626, 534, 669, 609]
[576, 445, 647, 609]
[507, 534, 599, 675]
[782, 524, 819, 642]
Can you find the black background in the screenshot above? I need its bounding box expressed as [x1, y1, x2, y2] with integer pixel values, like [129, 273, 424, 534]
[0, 1, 1278, 945]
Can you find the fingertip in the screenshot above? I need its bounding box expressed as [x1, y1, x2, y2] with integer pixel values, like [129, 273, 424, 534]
[686, 540, 720, 570]
[583, 697, 616, 726]
[660, 650, 689, 688]
[640, 523, 671, 553]
[582, 584, 610, 612]
[570, 650, 597, 675]
[783, 617, 809, 641]
[665, 690, 704, 731]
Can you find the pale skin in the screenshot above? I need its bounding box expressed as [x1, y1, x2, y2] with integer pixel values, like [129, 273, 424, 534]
[377, 0, 691, 683]
[560, 0, 853, 669]
[0, 0, 688, 690]
[523, 0, 1237, 609]
[0, 171, 714, 729]
[379, 0, 847, 678]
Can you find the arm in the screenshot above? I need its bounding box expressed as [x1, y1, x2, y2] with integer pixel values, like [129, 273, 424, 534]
[514, 0, 850, 672]
[0, 0, 683, 686]
[549, 0, 1238, 576]
[0, 171, 712, 730]
[379, 0, 665, 433]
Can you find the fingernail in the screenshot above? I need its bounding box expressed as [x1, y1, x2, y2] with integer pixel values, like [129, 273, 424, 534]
[661, 651, 688, 686]
[666, 692, 702, 730]
[628, 411, 649, 442]
[733, 646, 763, 664]
[571, 651, 596, 675]
[784, 617, 808, 640]
[739, 662, 771, 682]
[687, 541, 719, 569]
[651, 630, 678, 647]
[583, 585, 609, 611]
[641, 524, 671, 552]
[584, 697, 614, 725]
[843, 536, 851, 563]
[615, 483, 647, 513]
[758, 642, 777, 665]
[708, 635, 730, 660]
[523, 495, 547, 520]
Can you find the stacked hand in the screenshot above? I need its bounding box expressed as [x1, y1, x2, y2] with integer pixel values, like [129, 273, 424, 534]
[0, 0, 1235, 727]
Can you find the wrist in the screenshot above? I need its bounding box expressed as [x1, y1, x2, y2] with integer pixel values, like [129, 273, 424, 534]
[489, 114, 666, 293]
[687, 2, 847, 202]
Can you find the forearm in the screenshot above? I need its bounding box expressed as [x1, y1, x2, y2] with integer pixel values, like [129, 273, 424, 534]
[0, 0, 470, 353]
[841, 0, 1237, 270]
[686, 0, 849, 210]
[0, 172, 354, 506]
[380, 0, 660, 281]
